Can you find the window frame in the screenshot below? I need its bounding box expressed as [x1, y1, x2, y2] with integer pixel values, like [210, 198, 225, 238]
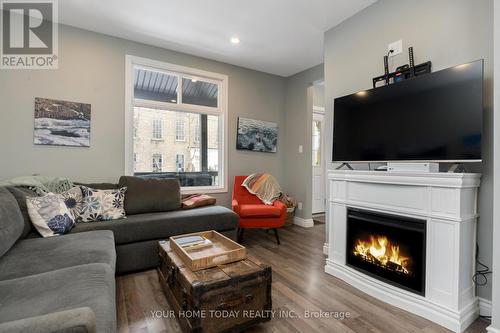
[125, 55, 229, 194]
[152, 153, 163, 173]
[175, 119, 186, 142]
[176, 153, 185, 172]
[152, 118, 164, 140]
[193, 119, 201, 145]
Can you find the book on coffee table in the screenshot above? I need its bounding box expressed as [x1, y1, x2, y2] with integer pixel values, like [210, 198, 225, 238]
[175, 235, 213, 250]
[169, 230, 246, 271]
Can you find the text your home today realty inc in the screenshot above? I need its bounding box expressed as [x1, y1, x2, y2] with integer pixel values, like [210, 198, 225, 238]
[151, 309, 352, 320]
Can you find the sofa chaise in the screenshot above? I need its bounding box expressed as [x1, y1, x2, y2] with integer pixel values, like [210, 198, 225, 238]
[0, 179, 239, 332]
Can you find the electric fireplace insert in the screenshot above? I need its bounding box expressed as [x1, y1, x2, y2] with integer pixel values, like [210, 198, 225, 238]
[346, 208, 426, 295]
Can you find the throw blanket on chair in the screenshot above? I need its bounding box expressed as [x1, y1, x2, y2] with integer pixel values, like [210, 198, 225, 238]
[242, 173, 282, 205]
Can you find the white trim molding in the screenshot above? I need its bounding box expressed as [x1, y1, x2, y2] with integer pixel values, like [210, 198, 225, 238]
[293, 216, 314, 228]
[124, 55, 229, 194]
[480, 297, 492, 317]
[313, 105, 325, 114]
[323, 242, 329, 255]
[487, 326, 500, 333]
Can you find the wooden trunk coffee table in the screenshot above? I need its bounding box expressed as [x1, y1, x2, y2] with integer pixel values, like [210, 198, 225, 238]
[158, 240, 272, 333]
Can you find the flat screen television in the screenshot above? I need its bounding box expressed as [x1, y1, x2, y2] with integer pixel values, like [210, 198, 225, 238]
[332, 60, 483, 163]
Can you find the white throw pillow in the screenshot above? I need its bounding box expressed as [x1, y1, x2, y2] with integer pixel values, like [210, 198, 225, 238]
[26, 193, 75, 237]
[79, 186, 127, 222]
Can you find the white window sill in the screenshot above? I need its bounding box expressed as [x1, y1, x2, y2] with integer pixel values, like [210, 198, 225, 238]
[181, 186, 228, 195]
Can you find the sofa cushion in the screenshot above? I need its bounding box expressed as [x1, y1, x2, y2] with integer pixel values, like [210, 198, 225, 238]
[0, 230, 116, 280]
[75, 182, 119, 190]
[0, 187, 25, 257]
[69, 205, 238, 245]
[5, 187, 37, 238]
[239, 204, 281, 218]
[0, 263, 116, 333]
[118, 176, 181, 215]
[0, 307, 97, 333]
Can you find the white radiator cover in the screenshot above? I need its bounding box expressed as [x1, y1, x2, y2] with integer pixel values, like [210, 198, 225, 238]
[325, 170, 481, 333]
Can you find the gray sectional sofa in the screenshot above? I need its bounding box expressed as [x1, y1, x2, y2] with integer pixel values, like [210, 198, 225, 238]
[0, 181, 239, 332]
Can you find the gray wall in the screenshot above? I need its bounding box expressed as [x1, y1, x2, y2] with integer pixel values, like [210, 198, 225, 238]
[283, 64, 324, 219]
[0, 25, 287, 208]
[313, 84, 325, 108]
[324, 0, 494, 300]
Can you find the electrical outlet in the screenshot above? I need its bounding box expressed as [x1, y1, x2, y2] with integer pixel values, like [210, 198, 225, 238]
[388, 39, 403, 57]
[297, 202, 303, 210]
[298, 145, 303, 153]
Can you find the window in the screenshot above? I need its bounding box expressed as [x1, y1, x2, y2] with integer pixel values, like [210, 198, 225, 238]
[175, 119, 185, 141]
[182, 78, 218, 107]
[176, 154, 185, 172]
[152, 153, 163, 173]
[152, 118, 163, 140]
[126, 56, 228, 193]
[312, 120, 321, 166]
[193, 118, 200, 144]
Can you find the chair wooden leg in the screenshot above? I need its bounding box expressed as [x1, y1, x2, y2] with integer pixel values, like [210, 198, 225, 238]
[237, 228, 245, 244]
[273, 228, 280, 245]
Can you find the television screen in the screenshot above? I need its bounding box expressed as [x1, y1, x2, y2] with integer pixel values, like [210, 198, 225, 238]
[332, 60, 483, 162]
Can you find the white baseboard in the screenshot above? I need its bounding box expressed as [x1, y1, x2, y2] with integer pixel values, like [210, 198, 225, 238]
[323, 242, 329, 255]
[487, 326, 500, 333]
[293, 216, 314, 228]
[479, 297, 492, 317]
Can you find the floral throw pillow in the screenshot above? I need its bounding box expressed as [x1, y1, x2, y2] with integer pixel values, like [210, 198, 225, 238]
[26, 193, 75, 237]
[79, 186, 127, 222]
[58, 186, 83, 221]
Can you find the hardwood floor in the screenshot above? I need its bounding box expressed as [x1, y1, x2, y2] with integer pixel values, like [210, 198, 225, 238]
[116, 224, 490, 333]
[312, 213, 326, 224]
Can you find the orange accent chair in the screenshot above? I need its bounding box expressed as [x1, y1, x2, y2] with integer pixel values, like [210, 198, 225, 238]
[232, 176, 286, 244]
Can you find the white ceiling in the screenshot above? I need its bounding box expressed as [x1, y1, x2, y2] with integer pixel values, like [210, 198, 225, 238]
[59, 0, 375, 77]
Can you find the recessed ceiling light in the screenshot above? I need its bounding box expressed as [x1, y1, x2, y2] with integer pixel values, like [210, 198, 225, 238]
[170, 99, 176, 103]
[230, 37, 240, 44]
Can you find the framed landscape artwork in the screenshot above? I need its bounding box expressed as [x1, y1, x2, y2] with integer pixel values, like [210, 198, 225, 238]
[34, 97, 91, 147]
[236, 117, 278, 153]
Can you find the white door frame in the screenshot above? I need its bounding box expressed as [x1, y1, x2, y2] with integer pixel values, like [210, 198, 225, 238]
[312, 106, 326, 214]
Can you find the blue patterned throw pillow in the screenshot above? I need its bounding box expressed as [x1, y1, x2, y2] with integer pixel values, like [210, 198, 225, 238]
[26, 194, 76, 237]
[79, 186, 127, 222]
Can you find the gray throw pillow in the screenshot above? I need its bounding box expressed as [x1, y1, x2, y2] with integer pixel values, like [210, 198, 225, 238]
[6, 186, 38, 238]
[74, 182, 119, 190]
[118, 176, 181, 215]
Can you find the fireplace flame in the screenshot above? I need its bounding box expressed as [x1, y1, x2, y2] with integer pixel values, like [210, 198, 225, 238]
[353, 235, 411, 275]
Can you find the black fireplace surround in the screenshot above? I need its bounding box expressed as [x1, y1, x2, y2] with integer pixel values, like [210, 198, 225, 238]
[346, 208, 426, 295]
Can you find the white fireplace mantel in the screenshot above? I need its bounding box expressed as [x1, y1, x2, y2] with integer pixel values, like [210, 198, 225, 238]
[325, 170, 481, 333]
